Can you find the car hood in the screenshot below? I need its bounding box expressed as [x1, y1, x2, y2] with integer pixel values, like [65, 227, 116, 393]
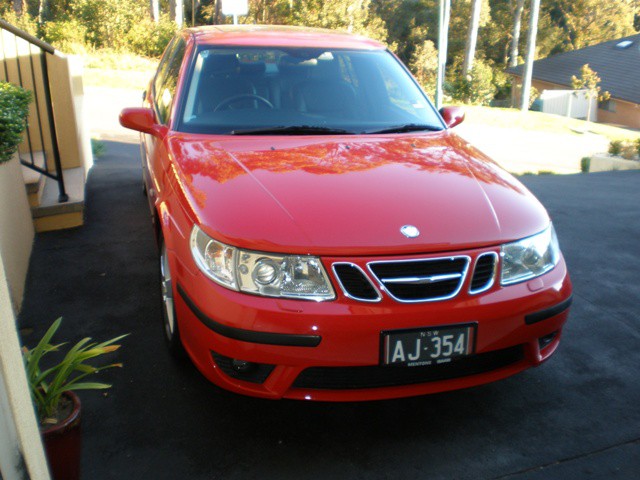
[167, 131, 549, 256]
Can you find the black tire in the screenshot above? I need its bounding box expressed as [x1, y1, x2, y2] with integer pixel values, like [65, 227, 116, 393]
[159, 237, 186, 358]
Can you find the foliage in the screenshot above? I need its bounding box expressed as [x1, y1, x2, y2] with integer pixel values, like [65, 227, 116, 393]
[571, 64, 610, 123]
[608, 140, 623, 156]
[125, 15, 178, 57]
[448, 59, 496, 106]
[22, 317, 127, 424]
[620, 143, 637, 160]
[637, 138, 640, 157]
[0, 82, 32, 164]
[5, 0, 640, 105]
[580, 156, 590, 173]
[71, 0, 148, 50]
[290, 0, 388, 42]
[409, 40, 438, 98]
[42, 19, 88, 54]
[91, 139, 105, 158]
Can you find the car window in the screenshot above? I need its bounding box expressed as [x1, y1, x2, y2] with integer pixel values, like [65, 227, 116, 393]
[153, 37, 177, 102]
[178, 47, 443, 135]
[155, 37, 186, 124]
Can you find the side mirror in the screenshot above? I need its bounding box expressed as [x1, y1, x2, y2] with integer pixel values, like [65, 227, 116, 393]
[119, 108, 165, 136]
[439, 106, 465, 129]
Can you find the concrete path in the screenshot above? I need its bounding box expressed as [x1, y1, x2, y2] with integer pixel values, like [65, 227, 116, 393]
[17, 135, 640, 478]
[455, 123, 609, 174]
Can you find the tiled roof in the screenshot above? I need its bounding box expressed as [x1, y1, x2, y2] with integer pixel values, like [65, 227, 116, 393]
[508, 34, 640, 105]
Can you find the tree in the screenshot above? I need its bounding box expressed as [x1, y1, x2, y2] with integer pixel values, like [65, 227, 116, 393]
[520, 0, 540, 111]
[571, 63, 610, 123]
[150, 0, 160, 22]
[12, 0, 26, 14]
[171, 0, 184, 27]
[508, 0, 525, 67]
[409, 39, 438, 98]
[554, 0, 635, 50]
[462, 0, 482, 76]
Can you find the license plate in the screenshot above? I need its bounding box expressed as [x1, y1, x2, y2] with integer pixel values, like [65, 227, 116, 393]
[382, 324, 476, 367]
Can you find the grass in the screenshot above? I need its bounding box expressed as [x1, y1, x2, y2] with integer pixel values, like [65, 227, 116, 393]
[81, 50, 157, 90]
[462, 105, 640, 143]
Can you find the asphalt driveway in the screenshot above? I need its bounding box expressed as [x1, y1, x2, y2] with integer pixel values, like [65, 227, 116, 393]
[18, 141, 640, 479]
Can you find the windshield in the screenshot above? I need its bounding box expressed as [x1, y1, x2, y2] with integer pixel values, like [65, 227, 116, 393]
[178, 47, 444, 135]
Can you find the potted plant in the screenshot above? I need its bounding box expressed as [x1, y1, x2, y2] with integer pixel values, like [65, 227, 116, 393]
[0, 81, 32, 165]
[22, 318, 127, 480]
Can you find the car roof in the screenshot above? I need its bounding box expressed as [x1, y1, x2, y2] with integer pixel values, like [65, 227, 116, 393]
[186, 25, 386, 50]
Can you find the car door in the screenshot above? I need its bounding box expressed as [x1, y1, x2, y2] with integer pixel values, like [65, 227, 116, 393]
[143, 36, 187, 217]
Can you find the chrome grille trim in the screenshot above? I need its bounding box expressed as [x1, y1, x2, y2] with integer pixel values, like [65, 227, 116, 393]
[469, 252, 499, 295]
[332, 262, 382, 303]
[367, 256, 471, 303]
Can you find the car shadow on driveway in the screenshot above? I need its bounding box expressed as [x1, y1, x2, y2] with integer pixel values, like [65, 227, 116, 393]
[18, 141, 640, 480]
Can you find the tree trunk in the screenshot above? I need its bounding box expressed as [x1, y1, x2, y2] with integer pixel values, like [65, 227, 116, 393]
[520, 0, 540, 111]
[462, 0, 482, 77]
[37, 0, 46, 25]
[12, 0, 24, 14]
[171, 0, 184, 27]
[509, 0, 525, 67]
[150, 0, 160, 23]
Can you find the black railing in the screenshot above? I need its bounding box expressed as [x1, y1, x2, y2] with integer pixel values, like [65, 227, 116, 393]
[0, 18, 68, 203]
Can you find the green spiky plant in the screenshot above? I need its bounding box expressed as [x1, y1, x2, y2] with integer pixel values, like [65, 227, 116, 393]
[22, 317, 128, 425]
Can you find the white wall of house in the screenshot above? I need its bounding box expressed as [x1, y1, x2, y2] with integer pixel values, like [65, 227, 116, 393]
[0, 254, 50, 479]
[0, 153, 35, 311]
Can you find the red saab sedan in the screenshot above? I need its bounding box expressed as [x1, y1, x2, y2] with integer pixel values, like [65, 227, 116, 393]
[120, 25, 572, 401]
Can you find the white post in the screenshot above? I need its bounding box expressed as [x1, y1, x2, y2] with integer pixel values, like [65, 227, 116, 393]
[520, 0, 540, 111]
[233, 13, 238, 25]
[435, 0, 451, 109]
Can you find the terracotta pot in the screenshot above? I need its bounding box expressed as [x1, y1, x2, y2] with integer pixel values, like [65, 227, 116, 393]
[41, 391, 82, 480]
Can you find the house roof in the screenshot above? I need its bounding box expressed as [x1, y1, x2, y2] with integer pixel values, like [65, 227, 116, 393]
[508, 34, 640, 105]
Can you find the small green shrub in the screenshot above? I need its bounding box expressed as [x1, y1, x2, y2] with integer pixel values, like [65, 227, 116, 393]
[91, 139, 106, 157]
[42, 19, 89, 54]
[620, 143, 636, 160]
[580, 156, 591, 173]
[125, 15, 177, 57]
[0, 82, 32, 164]
[636, 138, 640, 157]
[448, 59, 497, 106]
[608, 140, 623, 156]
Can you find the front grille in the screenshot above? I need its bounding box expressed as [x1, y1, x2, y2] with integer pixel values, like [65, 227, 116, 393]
[211, 351, 275, 384]
[292, 345, 524, 390]
[470, 252, 497, 293]
[333, 263, 380, 301]
[368, 257, 469, 302]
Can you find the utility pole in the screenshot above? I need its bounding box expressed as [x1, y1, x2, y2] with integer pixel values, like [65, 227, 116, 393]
[520, 0, 540, 111]
[435, 0, 451, 109]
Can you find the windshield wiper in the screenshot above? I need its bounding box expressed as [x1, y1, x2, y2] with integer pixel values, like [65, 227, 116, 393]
[363, 124, 443, 134]
[231, 125, 353, 135]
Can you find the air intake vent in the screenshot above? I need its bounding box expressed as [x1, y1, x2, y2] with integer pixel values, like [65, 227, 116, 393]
[469, 252, 497, 294]
[332, 263, 380, 301]
[368, 257, 469, 302]
[293, 345, 524, 390]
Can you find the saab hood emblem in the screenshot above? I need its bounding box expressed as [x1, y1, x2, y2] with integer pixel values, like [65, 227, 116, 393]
[400, 225, 420, 238]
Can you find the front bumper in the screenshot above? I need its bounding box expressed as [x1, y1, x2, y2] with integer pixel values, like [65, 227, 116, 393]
[172, 247, 572, 401]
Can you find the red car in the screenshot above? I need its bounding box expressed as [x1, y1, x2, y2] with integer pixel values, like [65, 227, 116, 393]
[120, 25, 572, 401]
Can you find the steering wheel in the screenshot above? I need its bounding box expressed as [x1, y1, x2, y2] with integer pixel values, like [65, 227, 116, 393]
[214, 94, 274, 112]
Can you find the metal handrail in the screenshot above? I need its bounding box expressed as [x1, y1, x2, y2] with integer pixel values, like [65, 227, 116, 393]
[0, 18, 68, 203]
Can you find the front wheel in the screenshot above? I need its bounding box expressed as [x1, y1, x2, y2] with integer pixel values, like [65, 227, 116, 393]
[160, 238, 185, 357]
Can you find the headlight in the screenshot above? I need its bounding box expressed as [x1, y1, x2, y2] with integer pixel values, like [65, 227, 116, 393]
[500, 224, 560, 285]
[190, 225, 335, 301]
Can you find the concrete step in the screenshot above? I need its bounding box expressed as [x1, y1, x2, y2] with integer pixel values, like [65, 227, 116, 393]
[31, 166, 85, 232]
[20, 151, 46, 208]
